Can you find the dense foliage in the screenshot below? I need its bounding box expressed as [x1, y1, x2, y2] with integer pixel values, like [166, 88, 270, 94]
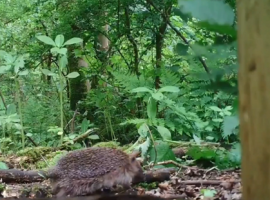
[0, 0, 240, 169]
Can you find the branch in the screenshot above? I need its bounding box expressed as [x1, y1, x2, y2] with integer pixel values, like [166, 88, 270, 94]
[146, 0, 211, 77]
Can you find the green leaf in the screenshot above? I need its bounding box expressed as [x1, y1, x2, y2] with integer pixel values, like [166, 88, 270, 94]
[0, 65, 11, 74]
[149, 140, 176, 165]
[88, 134, 100, 140]
[178, 0, 235, 26]
[81, 118, 90, 133]
[138, 123, 148, 137]
[7, 104, 16, 115]
[36, 35, 56, 46]
[58, 48, 67, 55]
[209, 106, 221, 112]
[147, 97, 157, 120]
[159, 86, 180, 93]
[193, 134, 201, 145]
[0, 162, 9, 169]
[55, 35, 65, 47]
[50, 47, 61, 55]
[232, 97, 239, 114]
[174, 43, 188, 55]
[26, 132, 33, 137]
[223, 116, 239, 138]
[228, 143, 241, 164]
[197, 22, 237, 38]
[18, 70, 29, 76]
[59, 55, 68, 69]
[66, 72, 80, 78]
[157, 126, 171, 140]
[201, 189, 217, 197]
[131, 87, 152, 93]
[41, 69, 57, 76]
[212, 118, 223, 122]
[63, 37, 83, 46]
[152, 92, 164, 101]
[138, 137, 151, 158]
[14, 56, 25, 69]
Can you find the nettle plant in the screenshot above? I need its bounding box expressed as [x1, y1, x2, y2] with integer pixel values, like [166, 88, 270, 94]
[36, 34, 83, 145]
[122, 86, 189, 162]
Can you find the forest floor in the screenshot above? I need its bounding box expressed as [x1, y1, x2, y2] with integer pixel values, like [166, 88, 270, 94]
[139, 166, 241, 200]
[0, 149, 241, 200]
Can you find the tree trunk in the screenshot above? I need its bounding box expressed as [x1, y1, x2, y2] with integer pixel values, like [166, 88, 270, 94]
[68, 54, 88, 111]
[237, 0, 270, 199]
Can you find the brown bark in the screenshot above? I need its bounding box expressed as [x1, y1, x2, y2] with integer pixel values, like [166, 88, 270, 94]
[0, 168, 174, 185]
[237, 0, 270, 199]
[0, 169, 46, 183]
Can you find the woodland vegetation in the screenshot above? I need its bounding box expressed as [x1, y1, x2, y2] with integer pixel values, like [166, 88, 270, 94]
[0, 0, 265, 199]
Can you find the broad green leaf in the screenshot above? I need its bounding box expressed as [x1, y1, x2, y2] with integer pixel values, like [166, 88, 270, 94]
[50, 47, 60, 55]
[58, 48, 67, 55]
[159, 86, 180, 93]
[138, 123, 148, 137]
[228, 143, 241, 164]
[63, 37, 83, 46]
[14, 64, 20, 74]
[41, 69, 57, 76]
[212, 118, 223, 122]
[157, 126, 171, 140]
[7, 104, 16, 115]
[201, 189, 216, 197]
[36, 35, 56, 46]
[224, 106, 233, 111]
[59, 55, 68, 69]
[147, 97, 157, 120]
[0, 65, 11, 73]
[66, 72, 80, 78]
[197, 22, 237, 38]
[206, 136, 214, 141]
[26, 132, 33, 137]
[14, 123, 22, 130]
[58, 131, 63, 135]
[178, 0, 235, 26]
[18, 70, 29, 76]
[0, 50, 8, 58]
[223, 115, 239, 138]
[174, 43, 188, 55]
[138, 137, 151, 158]
[149, 140, 176, 165]
[223, 110, 232, 116]
[55, 35, 65, 47]
[14, 56, 25, 69]
[88, 134, 100, 140]
[4, 53, 15, 63]
[81, 118, 90, 133]
[0, 162, 8, 169]
[193, 134, 201, 145]
[209, 106, 221, 112]
[131, 87, 152, 93]
[152, 92, 164, 101]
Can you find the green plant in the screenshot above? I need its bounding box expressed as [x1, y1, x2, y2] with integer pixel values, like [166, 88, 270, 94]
[35, 34, 82, 145]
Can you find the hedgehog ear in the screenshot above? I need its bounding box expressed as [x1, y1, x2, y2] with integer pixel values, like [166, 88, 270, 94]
[129, 150, 141, 161]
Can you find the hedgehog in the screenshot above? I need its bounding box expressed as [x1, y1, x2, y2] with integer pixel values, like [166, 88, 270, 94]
[85, 194, 185, 200]
[47, 147, 144, 197]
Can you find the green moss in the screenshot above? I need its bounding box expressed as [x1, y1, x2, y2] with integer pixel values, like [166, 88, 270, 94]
[93, 141, 121, 148]
[16, 147, 52, 161]
[36, 150, 68, 170]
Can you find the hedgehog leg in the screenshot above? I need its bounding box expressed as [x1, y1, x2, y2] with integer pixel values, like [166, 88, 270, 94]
[55, 178, 106, 197]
